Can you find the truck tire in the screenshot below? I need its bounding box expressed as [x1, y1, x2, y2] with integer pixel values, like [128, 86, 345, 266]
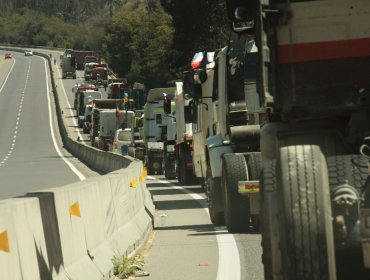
[221, 153, 250, 233]
[327, 154, 368, 190]
[164, 157, 176, 179]
[178, 147, 195, 185]
[260, 159, 277, 280]
[326, 154, 368, 279]
[147, 160, 154, 175]
[207, 177, 225, 226]
[276, 145, 336, 280]
[247, 152, 262, 180]
[247, 152, 262, 231]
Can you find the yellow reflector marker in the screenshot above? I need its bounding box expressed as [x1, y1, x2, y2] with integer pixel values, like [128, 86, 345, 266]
[0, 230, 10, 252]
[130, 179, 137, 188]
[139, 175, 145, 183]
[69, 202, 81, 217]
[142, 167, 147, 177]
[238, 181, 260, 194]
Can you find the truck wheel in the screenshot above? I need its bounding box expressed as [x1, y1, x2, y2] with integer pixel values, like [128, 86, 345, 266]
[260, 159, 277, 279]
[221, 153, 250, 233]
[327, 154, 368, 190]
[207, 177, 224, 226]
[327, 154, 368, 279]
[147, 160, 154, 175]
[247, 152, 262, 180]
[164, 157, 175, 179]
[178, 150, 194, 185]
[247, 152, 262, 231]
[276, 145, 336, 280]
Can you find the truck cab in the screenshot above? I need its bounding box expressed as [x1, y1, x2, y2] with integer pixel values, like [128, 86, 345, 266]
[143, 87, 176, 175]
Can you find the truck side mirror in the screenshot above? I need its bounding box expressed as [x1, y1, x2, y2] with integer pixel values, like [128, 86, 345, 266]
[164, 98, 171, 114]
[183, 71, 195, 99]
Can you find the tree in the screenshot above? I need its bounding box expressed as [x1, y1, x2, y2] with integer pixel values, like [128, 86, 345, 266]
[160, 0, 229, 69]
[103, 2, 175, 88]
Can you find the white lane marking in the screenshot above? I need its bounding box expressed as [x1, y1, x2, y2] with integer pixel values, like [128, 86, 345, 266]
[0, 58, 16, 94]
[54, 63, 85, 144]
[0, 59, 30, 167]
[43, 58, 86, 181]
[147, 176, 241, 280]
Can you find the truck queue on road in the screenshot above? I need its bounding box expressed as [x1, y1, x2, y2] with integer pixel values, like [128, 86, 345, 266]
[64, 1, 370, 277]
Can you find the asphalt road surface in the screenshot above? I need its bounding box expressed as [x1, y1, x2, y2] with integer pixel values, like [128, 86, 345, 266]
[0, 51, 98, 200]
[143, 175, 264, 280]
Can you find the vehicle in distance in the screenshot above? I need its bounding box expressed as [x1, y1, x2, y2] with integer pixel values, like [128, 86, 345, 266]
[113, 128, 134, 156]
[24, 49, 33, 56]
[4, 53, 12, 59]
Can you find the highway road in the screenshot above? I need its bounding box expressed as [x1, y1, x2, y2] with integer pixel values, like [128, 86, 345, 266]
[0, 49, 265, 280]
[49, 51, 266, 280]
[0, 51, 99, 200]
[48, 52, 266, 280]
[143, 175, 264, 280]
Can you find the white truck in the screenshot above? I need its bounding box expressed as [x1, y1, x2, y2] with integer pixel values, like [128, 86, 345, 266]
[90, 99, 134, 151]
[173, 82, 196, 185]
[184, 39, 264, 231]
[143, 87, 176, 175]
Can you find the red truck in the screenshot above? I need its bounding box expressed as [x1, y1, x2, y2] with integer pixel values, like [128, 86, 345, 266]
[91, 66, 109, 87]
[70, 50, 101, 70]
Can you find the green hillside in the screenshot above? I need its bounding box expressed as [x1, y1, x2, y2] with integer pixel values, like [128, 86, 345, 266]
[0, 0, 228, 87]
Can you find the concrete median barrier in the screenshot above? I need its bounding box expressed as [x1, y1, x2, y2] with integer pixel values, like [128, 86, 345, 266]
[0, 48, 155, 279]
[0, 197, 50, 280]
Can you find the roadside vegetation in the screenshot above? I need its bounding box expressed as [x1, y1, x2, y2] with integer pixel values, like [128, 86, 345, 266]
[0, 0, 228, 87]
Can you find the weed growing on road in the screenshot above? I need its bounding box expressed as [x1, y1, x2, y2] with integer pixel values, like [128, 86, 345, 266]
[112, 254, 147, 279]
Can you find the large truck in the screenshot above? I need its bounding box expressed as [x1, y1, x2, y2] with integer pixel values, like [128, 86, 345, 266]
[183, 36, 263, 231]
[143, 87, 176, 175]
[91, 66, 109, 87]
[73, 84, 99, 110]
[107, 81, 146, 110]
[76, 89, 102, 128]
[84, 62, 98, 81]
[188, 52, 215, 185]
[61, 56, 76, 79]
[162, 86, 177, 179]
[90, 99, 134, 151]
[225, 0, 370, 279]
[70, 50, 100, 70]
[172, 82, 196, 185]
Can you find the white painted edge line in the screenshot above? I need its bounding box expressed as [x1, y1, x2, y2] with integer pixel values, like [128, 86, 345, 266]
[54, 60, 85, 144]
[43, 57, 86, 181]
[147, 176, 241, 280]
[0, 58, 16, 94]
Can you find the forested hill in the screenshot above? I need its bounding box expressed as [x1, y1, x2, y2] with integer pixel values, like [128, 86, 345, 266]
[0, 0, 145, 22]
[0, 0, 229, 88]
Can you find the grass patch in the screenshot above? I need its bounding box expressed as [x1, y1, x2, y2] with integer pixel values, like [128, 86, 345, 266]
[112, 254, 147, 279]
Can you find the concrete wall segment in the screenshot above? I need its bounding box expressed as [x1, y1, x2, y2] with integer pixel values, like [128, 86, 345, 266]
[0, 47, 154, 280]
[0, 197, 49, 280]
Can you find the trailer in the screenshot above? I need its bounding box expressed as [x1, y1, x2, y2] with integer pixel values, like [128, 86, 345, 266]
[70, 50, 100, 70]
[61, 56, 76, 79]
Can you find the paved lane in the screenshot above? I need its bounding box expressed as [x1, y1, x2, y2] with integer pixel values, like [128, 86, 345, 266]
[143, 175, 264, 280]
[0, 52, 83, 199]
